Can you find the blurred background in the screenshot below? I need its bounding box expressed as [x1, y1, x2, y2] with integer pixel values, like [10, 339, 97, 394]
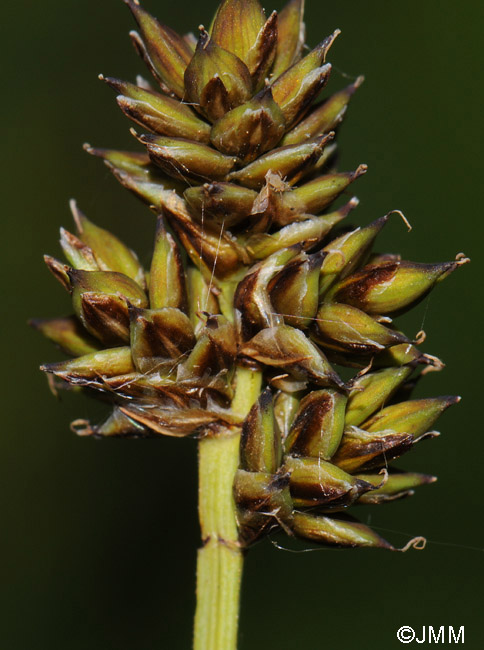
[2, 0, 483, 648]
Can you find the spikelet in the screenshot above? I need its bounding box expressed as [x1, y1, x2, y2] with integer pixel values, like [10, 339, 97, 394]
[33, 0, 469, 552]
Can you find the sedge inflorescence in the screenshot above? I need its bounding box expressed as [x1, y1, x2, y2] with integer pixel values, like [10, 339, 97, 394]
[32, 0, 468, 551]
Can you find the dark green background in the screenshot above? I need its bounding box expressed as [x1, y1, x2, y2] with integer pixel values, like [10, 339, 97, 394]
[2, 1, 483, 648]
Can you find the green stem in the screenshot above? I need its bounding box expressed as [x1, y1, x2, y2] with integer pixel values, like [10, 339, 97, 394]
[194, 366, 262, 650]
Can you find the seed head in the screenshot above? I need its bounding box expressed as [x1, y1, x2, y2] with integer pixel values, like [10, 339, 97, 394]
[33, 0, 468, 552]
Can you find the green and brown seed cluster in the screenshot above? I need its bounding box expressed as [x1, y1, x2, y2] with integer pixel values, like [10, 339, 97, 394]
[32, 0, 468, 550]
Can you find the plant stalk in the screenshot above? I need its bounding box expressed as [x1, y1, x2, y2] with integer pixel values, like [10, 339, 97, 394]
[194, 366, 262, 650]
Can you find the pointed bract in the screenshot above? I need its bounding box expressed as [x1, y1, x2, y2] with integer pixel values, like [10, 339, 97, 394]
[30, 316, 101, 357]
[246, 11, 278, 89]
[313, 302, 410, 355]
[59, 228, 99, 272]
[286, 456, 375, 509]
[211, 0, 266, 64]
[41, 346, 135, 381]
[124, 0, 193, 97]
[332, 426, 415, 472]
[241, 325, 345, 389]
[102, 75, 211, 142]
[140, 133, 238, 183]
[356, 471, 437, 504]
[345, 366, 413, 427]
[84, 144, 183, 205]
[246, 197, 358, 258]
[289, 166, 366, 218]
[271, 33, 338, 126]
[330, 259, 465, 315]
[70, 201, 145, 286]
[362, 396, 460, 439]
[184, 182, 258, 228]
[184, 28, 252, 122]
[227, 133, 335, 189]
[44, 255, 70, 291]
[292, 512, 395, 549]
[282, 76, 364, 145]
